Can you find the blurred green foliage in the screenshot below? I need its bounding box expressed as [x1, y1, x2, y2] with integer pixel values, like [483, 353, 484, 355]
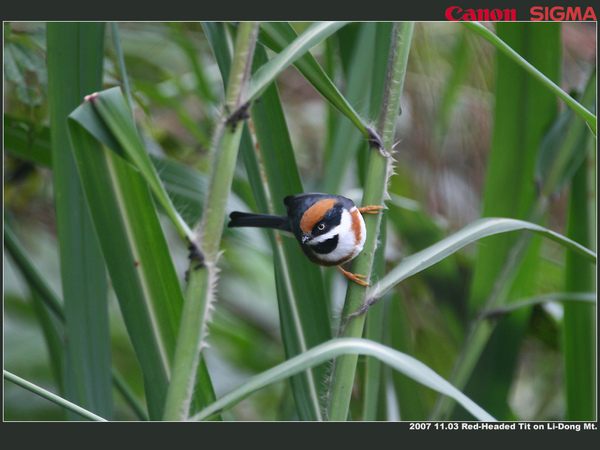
[3, 21, 596, 421]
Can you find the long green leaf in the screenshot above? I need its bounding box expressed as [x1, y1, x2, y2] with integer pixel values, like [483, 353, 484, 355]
[463, 21, 596, 135]
[258, 22, 369, 140]
[189, 338, 496, 422]
[246, 22, 348, 102]
[84, 87, 194, 241]
[46, 22, 113, 420]
[563, 153, 596, 420]
[368, 217, 596, 303]
[67, 99, 186, 420]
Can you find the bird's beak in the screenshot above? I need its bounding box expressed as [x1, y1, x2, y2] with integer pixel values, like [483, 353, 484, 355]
[301, 233, 312, 244]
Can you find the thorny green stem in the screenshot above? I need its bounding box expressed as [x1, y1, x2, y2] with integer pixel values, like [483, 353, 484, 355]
[325, 22, 414, 421]
[162, 22, 260, 421]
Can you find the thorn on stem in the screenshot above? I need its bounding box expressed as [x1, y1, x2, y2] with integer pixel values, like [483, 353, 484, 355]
[365, 127, 391, 157]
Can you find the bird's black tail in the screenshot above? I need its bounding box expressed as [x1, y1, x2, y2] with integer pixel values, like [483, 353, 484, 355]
[228, 211, 291, 232]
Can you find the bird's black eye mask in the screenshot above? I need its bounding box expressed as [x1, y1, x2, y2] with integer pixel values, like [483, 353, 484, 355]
[312, 203, 343, 237]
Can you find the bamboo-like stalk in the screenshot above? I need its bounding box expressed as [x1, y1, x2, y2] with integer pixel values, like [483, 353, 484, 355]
[162, 22, 259, 421]
[325, 22, 414, 421]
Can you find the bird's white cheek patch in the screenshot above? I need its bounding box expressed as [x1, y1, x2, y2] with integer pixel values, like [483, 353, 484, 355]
[308, 209, 364, 263]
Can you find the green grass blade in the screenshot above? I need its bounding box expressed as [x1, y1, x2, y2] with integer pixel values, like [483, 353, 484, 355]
[535, 69, 596, 198]
[4, 371, 108, 422]
[246, 22, 348, 102]
[259, 22, 369, 139]
[67, 101, 187, 420]
[4, 220, 66, 388]
[69, 87, 231, 420]
[190, 338, 495, 422]
[46, 22, 113, 420]
[4, 221, 64, 321]
[463, 21, 596, 135]
[563, 153, 596, 420]
[84, 87, 194, 241]
[483, 292, 596, 318]
[369, 217, 595, 302]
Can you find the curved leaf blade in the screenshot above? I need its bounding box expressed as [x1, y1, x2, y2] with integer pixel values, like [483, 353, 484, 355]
[190, 338, 496, 422]
[368, 217, 596, 302]
[259, 22, 369, 138]
[463, 21, 596, 135]
[247, 21, 348, 102]
[85, 87, 194, 240]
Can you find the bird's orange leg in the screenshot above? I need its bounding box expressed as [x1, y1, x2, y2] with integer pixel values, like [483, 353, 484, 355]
[337, 265, 369, 287]
[358, 205, 385, 215]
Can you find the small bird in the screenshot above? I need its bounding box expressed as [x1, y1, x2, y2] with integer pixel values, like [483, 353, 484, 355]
[228, 193, 384, 286]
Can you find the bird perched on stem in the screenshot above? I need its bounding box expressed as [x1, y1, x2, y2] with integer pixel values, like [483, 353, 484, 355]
[228, 193, 383, 286]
